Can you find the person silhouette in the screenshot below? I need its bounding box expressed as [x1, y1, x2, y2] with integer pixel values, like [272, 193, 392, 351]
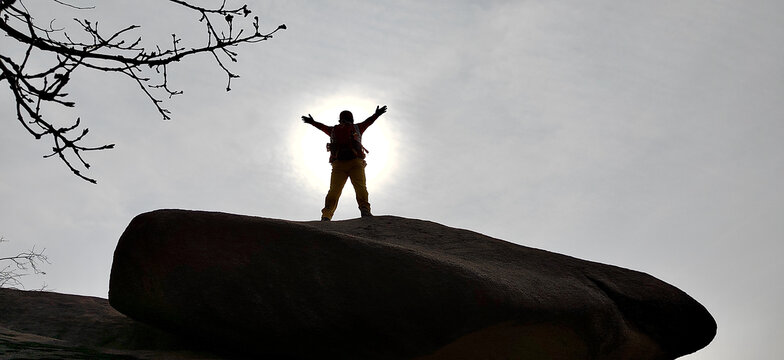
[301, 105, 387, 221]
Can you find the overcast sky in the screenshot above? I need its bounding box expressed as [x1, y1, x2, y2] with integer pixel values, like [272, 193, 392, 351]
[2, 1, 783, 358]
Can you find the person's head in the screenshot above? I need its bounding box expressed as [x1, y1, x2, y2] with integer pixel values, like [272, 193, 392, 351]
[339, 110, 354, 124]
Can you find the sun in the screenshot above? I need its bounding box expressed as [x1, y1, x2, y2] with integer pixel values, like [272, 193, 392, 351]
[291, 95, 397, 193]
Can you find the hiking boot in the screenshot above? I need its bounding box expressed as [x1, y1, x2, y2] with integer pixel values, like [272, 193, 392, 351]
[360, 209, 373, 217]
[321, 217, 330, 221]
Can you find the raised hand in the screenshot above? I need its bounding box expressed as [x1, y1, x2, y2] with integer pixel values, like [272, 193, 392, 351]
[301, 114, 315, 124]
[375, 105, 387, 116]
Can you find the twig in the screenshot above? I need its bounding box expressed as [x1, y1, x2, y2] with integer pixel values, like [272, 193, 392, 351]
[0, 0, 285, 183]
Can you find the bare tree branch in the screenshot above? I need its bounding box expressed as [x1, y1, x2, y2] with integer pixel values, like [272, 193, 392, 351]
[0, 236, 49, 289]
[0, 0, 286, 183]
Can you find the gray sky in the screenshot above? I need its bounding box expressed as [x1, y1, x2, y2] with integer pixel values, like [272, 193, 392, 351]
[2, 1, 783, 358]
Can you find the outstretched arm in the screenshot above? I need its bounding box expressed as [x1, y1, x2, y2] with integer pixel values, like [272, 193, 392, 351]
[301, 114, 331, 135]
[358, 105, 387, 131]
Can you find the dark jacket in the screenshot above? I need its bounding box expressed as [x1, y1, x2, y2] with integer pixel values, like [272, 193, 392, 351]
[308, 113, 381, 163]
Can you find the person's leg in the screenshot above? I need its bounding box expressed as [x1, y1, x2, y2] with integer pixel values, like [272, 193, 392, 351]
[321, 161, 350, 220]
[347, 159, 371, 216]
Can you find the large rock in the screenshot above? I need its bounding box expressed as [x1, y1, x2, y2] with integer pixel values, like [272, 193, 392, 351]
[109, 209, 716, 359]
[0, 288, 201, 359]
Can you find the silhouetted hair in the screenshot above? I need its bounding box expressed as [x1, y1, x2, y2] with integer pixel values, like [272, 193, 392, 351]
[339, 110, 354, 124]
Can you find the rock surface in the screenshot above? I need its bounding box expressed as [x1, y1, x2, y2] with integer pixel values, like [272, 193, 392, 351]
[109, 209, 716, 360]
[0, 288, 221, 359]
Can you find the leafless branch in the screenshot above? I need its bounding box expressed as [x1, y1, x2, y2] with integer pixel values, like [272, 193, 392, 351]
[0, 0, 286, 183]
[0, 236, 50, 289]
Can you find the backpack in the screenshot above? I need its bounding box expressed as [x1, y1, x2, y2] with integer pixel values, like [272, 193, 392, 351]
[327, 123, 368, 161]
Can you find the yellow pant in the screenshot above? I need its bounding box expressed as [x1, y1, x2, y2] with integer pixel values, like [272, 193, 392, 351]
[321, 158, 370, 219]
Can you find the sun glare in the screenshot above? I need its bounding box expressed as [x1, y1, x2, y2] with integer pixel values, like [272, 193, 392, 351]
[291, 95, 397, 194]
